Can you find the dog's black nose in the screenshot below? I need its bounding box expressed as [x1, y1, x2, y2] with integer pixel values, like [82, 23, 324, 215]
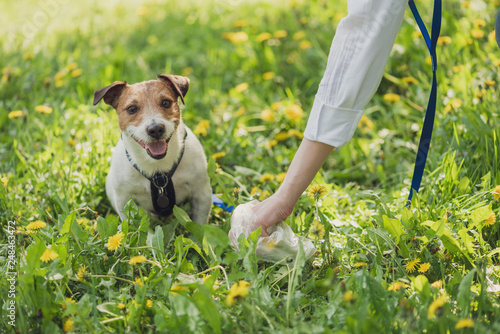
[147, 124, 165, 139]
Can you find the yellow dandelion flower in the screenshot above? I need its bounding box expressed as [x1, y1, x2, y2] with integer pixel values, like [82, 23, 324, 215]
[181, 67, 193, 76]
[307, 184, 328, 199]
[259, 173, 274, 183]
[473, 19, 486, 28]
[412, 31, 423, 39]
[286, 51, 300, 64]
[250, 187, 260, 196]
[259, 190, 271, 200]
[170, 284, 190, 296]
[266, 139, 278, 148]
[276, 172, 286, 183]
[274, 30, 287, 38]
[256, 32, 272, 42]
[146, 299, 153, 308]
[35, 105, 53, 114]
[107, 232, 124, 251]
[40, 249, 59, 263]
[437, 36, 452, 45]
[475, 91, 483, 99]
[135, 278, 143, 288]
[428, 294, 448, 319]
[485, 212, 496, 226]
[234, 83, 248, 93]
[431, 280, 442, 288]
[285, 104, 303, 120]
[129, 255, 147, 265]
[235, 106, 245, 116]
[55, 79, 64, 88]
[232, 19, 249, 28]
[117, 303, 126, 310]
[493, 185, 500, 200]
[489, 30, 496, 41]
[63, 318, 74, 332]
[71, 69, 82, 78]
[455, 318, 474, 329]
[260, 109, 274, 121]
[23, 52, 34, 61]
[293, 31, 305, 40]
[425, 56, 433, 65]
[54, 72, 65, 81]
[418, 262, 431, 273]
[1, 176, 8, 187]
[354, 262, 368, 267]
[358, 115, 374, 132]
[299, 40, 312, 50]
[452, 65, 464, 73]
[383, 93, 400, 102]
[402, 76, 418, 84]
[262, 72, 275, 80]
[485, 80, 495, 86]
[275, 131, 289, 141]
[451, 98, 462, 109]
[471, 29, 484, 39]
[342, 290, 355, 302]
[405, 258, 421, 273]
[226, 280, 250, 306]
[211, 152, 226, 160]
[193, 120, 210, 136]
[461, 2, 470, 8]
[308, 219, 326, 240]
[26, 220, 46, 230]
[136, 5, 148, 16]
[287, 129, 303, 139]
[76, 265, 87, 281]
[223, 32, 248, 44]
[66, 62, 78, 71]
[387, 282, 409, 291]
[8, 110, 24, 119]
[494, 59, 500, 67]
[271, 101, 283, 110]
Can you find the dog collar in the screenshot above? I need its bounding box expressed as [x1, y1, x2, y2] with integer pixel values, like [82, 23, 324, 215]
[123, 129, 188, 217]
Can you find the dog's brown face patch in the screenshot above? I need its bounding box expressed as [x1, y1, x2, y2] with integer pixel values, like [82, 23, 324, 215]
[114, 80, 181, 132]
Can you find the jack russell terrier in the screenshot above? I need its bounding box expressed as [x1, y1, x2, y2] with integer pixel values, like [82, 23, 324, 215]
[93, 74, 211, 225]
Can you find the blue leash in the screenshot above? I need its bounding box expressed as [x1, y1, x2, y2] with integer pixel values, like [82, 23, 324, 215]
[407, 0, 442, 203]
[212, 194, 234, 212]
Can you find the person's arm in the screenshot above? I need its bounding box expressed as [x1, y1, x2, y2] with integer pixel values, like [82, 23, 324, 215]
[241, 0, 407, 235]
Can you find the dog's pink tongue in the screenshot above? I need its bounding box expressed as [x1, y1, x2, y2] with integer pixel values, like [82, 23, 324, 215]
[146, 141, 167, 156]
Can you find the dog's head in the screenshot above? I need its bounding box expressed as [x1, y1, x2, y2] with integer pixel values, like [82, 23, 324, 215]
[93, 74, 189, 160]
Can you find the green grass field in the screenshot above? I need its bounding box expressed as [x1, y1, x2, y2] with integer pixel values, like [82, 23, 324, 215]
[2, 0, 500, 332]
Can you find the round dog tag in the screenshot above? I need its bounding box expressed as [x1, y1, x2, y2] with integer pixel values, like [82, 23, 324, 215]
[157, 195, 170, 208]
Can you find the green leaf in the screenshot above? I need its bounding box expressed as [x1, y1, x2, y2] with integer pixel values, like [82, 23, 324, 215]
[60, 211, 76, 235]
[97, 215, 119, 240]
[382, 215, 404, 243]
[457, 269, 476, 317]
[174, 206, 204, 243]
[470, 205, 492, 228]
[202, 225, 230, 250]
[25, 237, 45, 276]
[413, 275, 430, 296]
[458, 229, 474, 254]
[151, 225, 165, 256]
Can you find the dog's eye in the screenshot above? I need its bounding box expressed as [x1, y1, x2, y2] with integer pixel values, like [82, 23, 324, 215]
[127, 105, 138, 114]
[161, 100, 172, 108]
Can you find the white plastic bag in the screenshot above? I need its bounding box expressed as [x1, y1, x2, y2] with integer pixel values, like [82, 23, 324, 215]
[229, 200, 316, 263]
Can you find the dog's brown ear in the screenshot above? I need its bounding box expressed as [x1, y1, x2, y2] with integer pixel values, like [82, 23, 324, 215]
[93, 81, 127, 108]
[157, 74, 190, 105]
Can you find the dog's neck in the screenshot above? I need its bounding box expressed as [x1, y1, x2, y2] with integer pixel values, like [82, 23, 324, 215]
[122, 124, 186, 177]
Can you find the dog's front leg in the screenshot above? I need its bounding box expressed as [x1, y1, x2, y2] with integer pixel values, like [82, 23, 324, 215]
[190, 181, 212, 225]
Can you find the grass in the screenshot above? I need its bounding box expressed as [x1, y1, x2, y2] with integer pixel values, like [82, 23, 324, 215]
[1, 0, 500, 332]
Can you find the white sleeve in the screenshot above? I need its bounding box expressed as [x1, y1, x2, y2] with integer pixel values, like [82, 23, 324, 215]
[304, 0, 407, 147]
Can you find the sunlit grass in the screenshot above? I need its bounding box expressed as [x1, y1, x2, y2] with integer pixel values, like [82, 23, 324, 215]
[1, 0, 500, 333]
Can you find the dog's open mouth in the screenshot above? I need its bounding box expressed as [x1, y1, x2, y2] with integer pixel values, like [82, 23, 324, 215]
[133, 136, 169, 160]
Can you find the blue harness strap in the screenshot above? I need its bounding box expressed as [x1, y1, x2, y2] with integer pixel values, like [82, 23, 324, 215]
[407, 0, 442, 203]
